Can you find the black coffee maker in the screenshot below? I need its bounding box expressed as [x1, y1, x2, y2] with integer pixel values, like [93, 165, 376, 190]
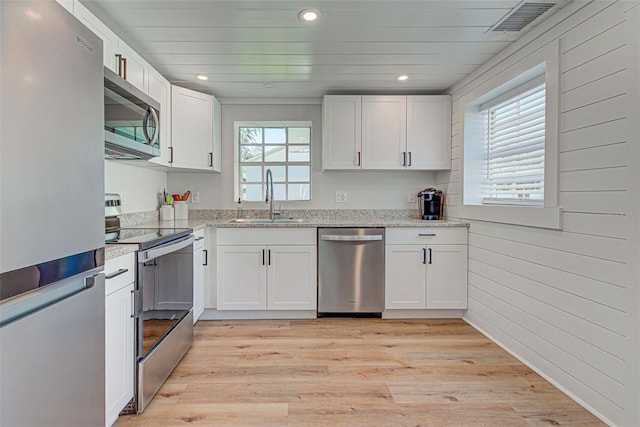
[417, 188, 444, 220]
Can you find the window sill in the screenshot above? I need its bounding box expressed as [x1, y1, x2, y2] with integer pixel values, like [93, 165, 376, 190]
[458, 204, 563, 230]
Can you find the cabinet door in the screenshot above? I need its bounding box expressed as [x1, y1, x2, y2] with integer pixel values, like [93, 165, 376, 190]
[105, 283, 134, 427]
[193, 244, 205, 323]
[148, 69, 172, 167]
[322, 95, 362, 170]
[117, 39, 148, 93]
[362, 96, 406, 170]
[55, 0, 73, 14]
[385, 245, 426, 309]
[171, 86, 214, 170]
[267, 246, 317, 310]
[426, 245, 468, 309]
[73, 1, 119, 72]
[217, 246, 267, 310]
[407, 96, 452, 170]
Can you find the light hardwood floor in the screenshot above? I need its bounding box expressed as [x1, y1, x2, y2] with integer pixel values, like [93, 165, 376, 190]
[116, 318, 604, 426]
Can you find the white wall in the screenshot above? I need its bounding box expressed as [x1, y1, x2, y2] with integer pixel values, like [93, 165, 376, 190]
[168, 104, 437, 210]
[105, 161, 167, 213]
[438, 1, 639, 425]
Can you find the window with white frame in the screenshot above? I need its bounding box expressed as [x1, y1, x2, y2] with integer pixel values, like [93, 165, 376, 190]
[234, 122, 312, 202]
[481, 76, 546, 206]
[460, 41, 561, 230]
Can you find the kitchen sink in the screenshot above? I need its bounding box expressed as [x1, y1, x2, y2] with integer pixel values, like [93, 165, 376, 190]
[227, 218, 307, 224]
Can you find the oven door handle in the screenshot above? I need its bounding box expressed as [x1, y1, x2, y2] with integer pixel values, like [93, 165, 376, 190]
[138, 235, 195, 262]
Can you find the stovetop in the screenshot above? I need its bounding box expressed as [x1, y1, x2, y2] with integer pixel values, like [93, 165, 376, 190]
[106, 227, 193, 250]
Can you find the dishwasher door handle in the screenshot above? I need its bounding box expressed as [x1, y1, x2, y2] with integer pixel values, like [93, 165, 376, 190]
[320, 235, 383, 242]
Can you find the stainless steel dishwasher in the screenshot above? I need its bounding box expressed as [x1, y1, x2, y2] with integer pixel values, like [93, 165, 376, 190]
[317, 228, 385, 315]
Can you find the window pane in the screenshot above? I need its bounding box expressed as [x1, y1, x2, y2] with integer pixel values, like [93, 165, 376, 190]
[288, 165, 310, 182]
[241, 145, 262, 162]
[288, 145, 310, 162]
[241, 184, 262, 201]
[267, 166, 286, 182]
[240, 128, 262, 144]
[264, 145, 286, 162]
[288, 184, 310, 200]
[273, 184, 286, 201]
[289, 127, 310, 144]
[240, 166, 262, 183]
[264, 128, 286, 144]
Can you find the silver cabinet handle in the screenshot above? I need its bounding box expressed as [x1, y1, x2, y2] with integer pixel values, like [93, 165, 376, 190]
[169, 146, 174, 163]
[115, 54, 123, 77]
[105, 268, 128, 280]
[408, 152, 412, 167]
[418, 233, 436, 237]
[203, 249, 208, 266]
[402, 152, 406, 167]
[195, 236, 204, 241]
[262, 249, 266, 266]
[268, 249, 271, 266]
[320, 235, 383, 242]
[121, 57, 127, 80]
[421, 248, 426, 264]
[357, 151, 361, 167]
[428, 248, 432, 265]
[208, 152, 213, 167]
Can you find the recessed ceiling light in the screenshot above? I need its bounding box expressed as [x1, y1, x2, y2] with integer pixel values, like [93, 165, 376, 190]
[396, 74, 409, 82]
[263, 83, 275, 88]
[298, 9, 320, 22]
[196, 74, 209, 81]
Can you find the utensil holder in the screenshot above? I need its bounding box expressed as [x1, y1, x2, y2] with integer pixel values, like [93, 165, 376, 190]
[160, 205, 174, 221]
[173, 201, 188, 220]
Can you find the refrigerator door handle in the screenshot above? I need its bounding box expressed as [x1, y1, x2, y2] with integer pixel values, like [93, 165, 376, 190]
[0, 268, 104, 327]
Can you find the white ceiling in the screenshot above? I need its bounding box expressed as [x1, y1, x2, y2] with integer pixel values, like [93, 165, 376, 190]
[81, 0, 565, 99]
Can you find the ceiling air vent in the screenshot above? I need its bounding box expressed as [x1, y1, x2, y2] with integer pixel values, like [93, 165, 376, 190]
[490, 1, 556, 32]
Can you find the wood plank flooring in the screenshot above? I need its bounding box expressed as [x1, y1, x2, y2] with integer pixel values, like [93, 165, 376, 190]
[115, 318, 604, 426]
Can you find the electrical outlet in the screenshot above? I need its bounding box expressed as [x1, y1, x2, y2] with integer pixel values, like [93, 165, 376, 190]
[120, 192, 126, 206]
[192, 192, 200, 203]
[408, 191, 416, 203]
[335, 191, 348, 203]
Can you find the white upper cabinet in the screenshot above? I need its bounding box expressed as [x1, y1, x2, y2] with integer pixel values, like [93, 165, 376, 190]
[73, 1, 148, 93]
[322, 95, 451, 171]
[147, 69, 172, 167]
[55, 0, 74, 14]
[116, 39, 149, 93]
[73, 1, 119, 73]
[322, 95, 362, 170]
[171, 86, 220, 171]
[406, 96, 452, 170]
[362, 96, 407, 170]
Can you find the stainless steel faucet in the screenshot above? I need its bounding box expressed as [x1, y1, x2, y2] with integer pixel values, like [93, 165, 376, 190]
[265, 168, 275, 220]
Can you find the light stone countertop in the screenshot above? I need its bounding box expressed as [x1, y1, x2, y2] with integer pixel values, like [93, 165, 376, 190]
[106, 217, 468, 260]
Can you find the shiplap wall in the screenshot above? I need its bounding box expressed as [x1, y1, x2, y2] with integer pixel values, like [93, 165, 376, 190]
[438, 1, 639, 425]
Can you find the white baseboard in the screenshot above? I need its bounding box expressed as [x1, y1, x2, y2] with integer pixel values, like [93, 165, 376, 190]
[382, 309, 464, 319]
[200, 309, 317, 320]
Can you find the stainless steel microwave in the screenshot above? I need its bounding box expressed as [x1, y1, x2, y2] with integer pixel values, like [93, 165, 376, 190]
[104, 67, 160, 160]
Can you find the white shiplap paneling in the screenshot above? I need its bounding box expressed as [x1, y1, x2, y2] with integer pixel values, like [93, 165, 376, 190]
[442, 1, 637, 425]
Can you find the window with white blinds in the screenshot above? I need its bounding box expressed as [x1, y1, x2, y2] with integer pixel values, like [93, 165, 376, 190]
[481, 80, 546, 206]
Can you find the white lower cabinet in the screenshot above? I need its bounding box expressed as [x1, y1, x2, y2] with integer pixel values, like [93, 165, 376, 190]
[193, 229, 207, 323]
[104, 253, 135, 427]
[385, 228, 468, 310]
[216, 229, 317, 311]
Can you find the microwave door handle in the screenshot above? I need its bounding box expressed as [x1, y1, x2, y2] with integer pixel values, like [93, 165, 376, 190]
[142, 107, 159, 146]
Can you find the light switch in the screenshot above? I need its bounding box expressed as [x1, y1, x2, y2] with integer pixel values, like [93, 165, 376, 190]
[336, 191, 348, 203]
[408, 191, 416, 203]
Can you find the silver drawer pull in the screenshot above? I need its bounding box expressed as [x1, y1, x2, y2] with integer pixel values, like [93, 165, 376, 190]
[321, 235, 383, 242]
[105, 268, 128, 280]
[418, 233, 436, 237]
[195, 236, 205, 241]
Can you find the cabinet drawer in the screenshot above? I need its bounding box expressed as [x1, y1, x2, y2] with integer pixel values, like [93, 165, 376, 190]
[105, 252, 135, 295]
[385, 227, 467, 245]
[193, 228, 205, 249]
[217, 228, 316, 245]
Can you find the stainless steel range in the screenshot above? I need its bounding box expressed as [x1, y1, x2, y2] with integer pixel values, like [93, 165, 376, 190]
[105, 194, 194, 413]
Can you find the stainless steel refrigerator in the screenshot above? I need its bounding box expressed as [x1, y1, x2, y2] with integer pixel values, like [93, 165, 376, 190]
[0, 1, 106, 425]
